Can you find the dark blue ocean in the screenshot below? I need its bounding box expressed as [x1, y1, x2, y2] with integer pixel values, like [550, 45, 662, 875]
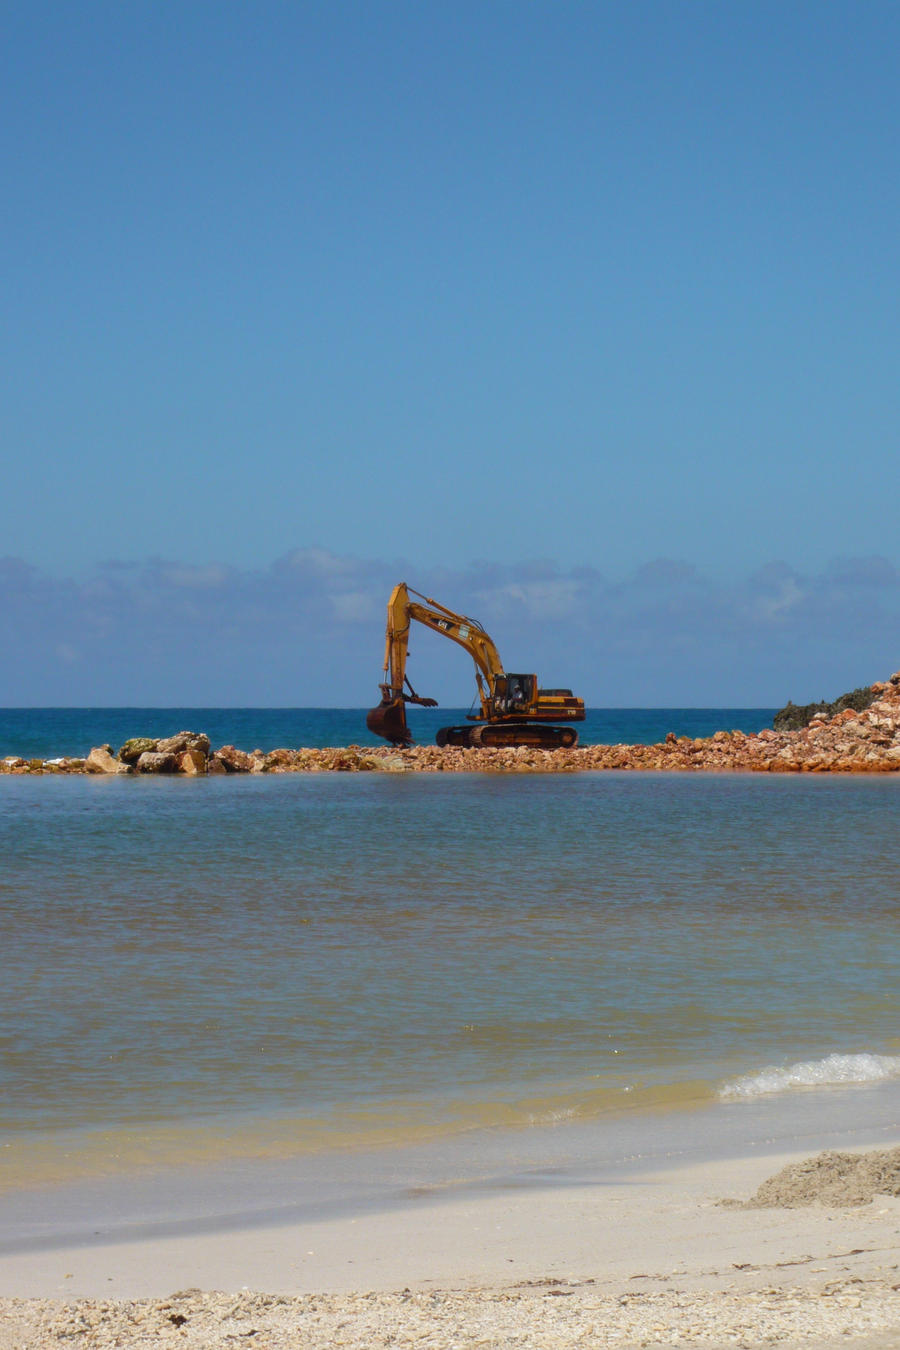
[0, 707, 776, 760]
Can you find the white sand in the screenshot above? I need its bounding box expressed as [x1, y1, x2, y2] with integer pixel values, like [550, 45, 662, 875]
[2, 1144, 900, 1347]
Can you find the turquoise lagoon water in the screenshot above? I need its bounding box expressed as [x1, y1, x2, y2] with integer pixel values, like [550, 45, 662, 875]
[2, 750, 899, 1193]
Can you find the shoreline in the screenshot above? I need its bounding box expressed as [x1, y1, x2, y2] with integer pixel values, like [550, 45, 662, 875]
[4, 671, 900, 775]
[3, 1133, 900, 1347]
[3, 1081, 899, 1278]
[4, 1081, 900, 1347]
[5, 1065, 900, 1209]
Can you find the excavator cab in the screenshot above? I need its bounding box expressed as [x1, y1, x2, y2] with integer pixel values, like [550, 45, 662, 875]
[492, 674, 537, 717]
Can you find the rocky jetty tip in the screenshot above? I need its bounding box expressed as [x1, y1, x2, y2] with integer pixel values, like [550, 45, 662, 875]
[5, 672, 900, 776]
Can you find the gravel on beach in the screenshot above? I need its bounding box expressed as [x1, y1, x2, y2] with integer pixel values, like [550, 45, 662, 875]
[3, 1275, 900, 1350]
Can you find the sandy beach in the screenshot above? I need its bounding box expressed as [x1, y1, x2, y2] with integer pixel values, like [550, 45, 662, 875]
[3, 1137, 900, 1349]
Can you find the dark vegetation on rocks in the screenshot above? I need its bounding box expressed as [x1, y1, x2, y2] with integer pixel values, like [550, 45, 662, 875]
[773, 684, 876, 731]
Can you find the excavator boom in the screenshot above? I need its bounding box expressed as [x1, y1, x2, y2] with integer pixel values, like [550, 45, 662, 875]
[366, 583, 585, 749]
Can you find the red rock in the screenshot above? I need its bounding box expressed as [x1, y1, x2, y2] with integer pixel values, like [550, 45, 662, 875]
[211, 745, 255, 773]
[263, 748, 298, 772]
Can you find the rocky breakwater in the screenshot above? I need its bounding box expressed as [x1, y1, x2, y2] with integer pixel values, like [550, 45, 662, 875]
[1, 731, 214, 777]
[565, 670, 900, 774]
[4, 673, 900, 775]
[374, 673, 900, 773]
[0, 733, 417, 776]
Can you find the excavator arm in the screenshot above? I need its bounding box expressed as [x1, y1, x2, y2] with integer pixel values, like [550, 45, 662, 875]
[367, 583, 504, 745]
[366, 582, 585, 749]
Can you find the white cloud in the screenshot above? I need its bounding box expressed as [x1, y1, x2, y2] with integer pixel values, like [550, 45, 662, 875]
[156, 563, 229, 590]
[332, 590, 380, 622]
[751, 577, 805, 621]
[1, 551, 899, 705]
[275, 548, 361, 579]
[476, 578, 582, 621]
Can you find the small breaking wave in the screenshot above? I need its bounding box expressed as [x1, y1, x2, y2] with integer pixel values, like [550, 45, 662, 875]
[720, 1052, 900, 1101]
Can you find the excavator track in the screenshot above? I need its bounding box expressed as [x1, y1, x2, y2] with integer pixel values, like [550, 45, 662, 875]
[435, 724, 578, 750]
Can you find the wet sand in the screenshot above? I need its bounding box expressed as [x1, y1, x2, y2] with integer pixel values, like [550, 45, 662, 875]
[3, 1138, 900, 1348]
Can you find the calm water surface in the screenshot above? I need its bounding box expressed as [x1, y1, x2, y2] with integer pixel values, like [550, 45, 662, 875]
[2, 770, 899, 1183]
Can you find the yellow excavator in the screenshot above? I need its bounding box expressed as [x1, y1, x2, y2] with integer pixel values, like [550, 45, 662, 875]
[366, 582, 585, 749]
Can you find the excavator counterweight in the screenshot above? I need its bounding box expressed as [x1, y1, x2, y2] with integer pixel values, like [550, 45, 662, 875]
[366, 583, 585, 750]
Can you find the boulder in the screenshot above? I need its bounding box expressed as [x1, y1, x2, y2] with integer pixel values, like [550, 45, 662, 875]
[157, 731, 211, 756]
[177, 748, 208, 775]
[85, 745, 131, 775]
[136, 751, 179, 774]
[327, 750, 363, 771]
[263, 748, 299, 772]
[379, 754, 411, 773]
[211, 744, 255, 773]
[119, 737, 159, 764]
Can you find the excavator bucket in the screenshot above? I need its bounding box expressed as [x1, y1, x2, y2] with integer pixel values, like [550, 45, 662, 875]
[366, 695, 412, 746]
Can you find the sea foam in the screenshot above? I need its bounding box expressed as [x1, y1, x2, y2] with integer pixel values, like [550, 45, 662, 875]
[720, 1052, 900, 1100]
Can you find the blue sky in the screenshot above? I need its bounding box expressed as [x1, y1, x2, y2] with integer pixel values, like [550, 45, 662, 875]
[2, 2, 899, 703]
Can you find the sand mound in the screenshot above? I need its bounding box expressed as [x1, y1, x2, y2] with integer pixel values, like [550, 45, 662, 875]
[743, 1147, 900, 1208]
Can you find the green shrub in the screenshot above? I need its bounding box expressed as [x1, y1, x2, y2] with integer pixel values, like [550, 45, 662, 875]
[773, 685, 876, 732]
